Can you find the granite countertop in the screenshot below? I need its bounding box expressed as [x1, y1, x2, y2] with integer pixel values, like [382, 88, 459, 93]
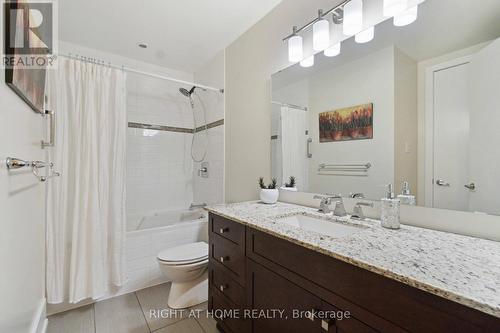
[206, 201, 500, 318]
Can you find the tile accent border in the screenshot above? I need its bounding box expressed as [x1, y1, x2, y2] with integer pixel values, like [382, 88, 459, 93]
[194, 119, 224, 133]
[128, 119, 224, 134]
[128, 122, 192, 133]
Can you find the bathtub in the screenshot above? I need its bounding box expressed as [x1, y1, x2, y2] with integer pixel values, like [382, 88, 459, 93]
[135, 208, 207, 230]
[120, 209, 209, 296]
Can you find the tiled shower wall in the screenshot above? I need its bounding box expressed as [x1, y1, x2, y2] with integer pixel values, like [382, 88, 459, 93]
[193, 51, 225, 206]
[191, 89, 225, 206]
[126, 73, 195, 231]
[126, 55, 225, 230]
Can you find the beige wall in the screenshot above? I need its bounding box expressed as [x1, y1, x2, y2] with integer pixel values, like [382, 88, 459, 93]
[223, 0, 422, 202]
[224, 0, 338, 202]
[394, 48, 418, 195]
[308, 47, 396, 200]
[0, 72, 46, 331]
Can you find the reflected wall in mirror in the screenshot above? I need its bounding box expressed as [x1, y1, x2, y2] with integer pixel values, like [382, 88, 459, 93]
[271, 0, 500, 215]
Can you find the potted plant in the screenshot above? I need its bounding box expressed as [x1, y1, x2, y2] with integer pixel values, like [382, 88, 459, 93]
[281, 176, 298, 192]
[259, 177, 279, 204]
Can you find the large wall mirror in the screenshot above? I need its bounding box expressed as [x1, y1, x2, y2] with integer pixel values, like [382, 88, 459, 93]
[271, 0, 500, 215]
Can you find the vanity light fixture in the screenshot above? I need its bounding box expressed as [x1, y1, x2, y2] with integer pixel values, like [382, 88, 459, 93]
[343, 0, 363, 36]
[324, 42, 341, 57]
[313, 10, 330, 51]
[355, 26, 375, 43]
[394, 5, 418, 26]
[288, 26, 303, 62]
[284, 0, 418, 68]
[300, 55, 315, 68]
[383, 0, 407, 17]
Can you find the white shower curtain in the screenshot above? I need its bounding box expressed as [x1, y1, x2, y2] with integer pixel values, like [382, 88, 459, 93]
[280, 106, 309, 191]
[45, 58, 127, 304]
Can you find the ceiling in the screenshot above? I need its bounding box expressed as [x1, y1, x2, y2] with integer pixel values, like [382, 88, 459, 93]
[273, 0, 500, 90]
[59, 0, 282, 73]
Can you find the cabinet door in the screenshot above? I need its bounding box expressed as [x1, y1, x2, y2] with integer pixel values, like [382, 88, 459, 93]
[248, 260, 322, 333]
[320, 301, 378, 333]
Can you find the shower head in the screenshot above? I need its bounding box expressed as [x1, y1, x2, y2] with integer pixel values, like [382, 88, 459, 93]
[179, 86, 196, 97]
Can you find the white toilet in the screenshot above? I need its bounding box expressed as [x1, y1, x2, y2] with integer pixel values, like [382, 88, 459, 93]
[157, 241, 209, 309]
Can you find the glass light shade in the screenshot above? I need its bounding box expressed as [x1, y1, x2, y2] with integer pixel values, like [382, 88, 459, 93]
[355, 26, 374, 43]
[300, 55, 314, 68]
[394, 5, 418, 26]
[343, 0, 363, 36]
[288, 35, 303, 62]
[313, 19, 330, 51]
[324, 43, 341, 57]
[383, 0, 407, 17]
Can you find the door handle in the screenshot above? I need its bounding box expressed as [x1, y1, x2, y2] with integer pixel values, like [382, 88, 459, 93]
[464, 182, 476, 191]
[307, 138, 312, 158]
[436, 179, 450, 187]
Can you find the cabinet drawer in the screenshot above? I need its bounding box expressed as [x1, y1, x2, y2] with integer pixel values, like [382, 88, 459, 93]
[321, 301, 378, 333]
[210, 287, 249, 333]
[210, 233, 245, 285]
[210, 213, 245, 245]
[246, 227, 487, 333]
[210, 265, 245, 306]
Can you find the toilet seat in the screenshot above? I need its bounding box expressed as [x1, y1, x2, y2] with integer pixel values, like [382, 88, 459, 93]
[157, 242, 208, 266]
[158, 257, 208, 266]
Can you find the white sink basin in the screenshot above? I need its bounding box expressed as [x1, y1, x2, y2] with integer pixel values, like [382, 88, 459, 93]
[277, 214, 364, 238]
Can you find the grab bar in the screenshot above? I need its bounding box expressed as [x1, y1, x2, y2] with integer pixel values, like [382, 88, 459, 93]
[307, 138, 312, 158]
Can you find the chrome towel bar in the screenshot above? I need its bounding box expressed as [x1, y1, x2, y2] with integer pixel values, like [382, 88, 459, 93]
[318, 163, 371, 171]
[6, 157, 60, 182]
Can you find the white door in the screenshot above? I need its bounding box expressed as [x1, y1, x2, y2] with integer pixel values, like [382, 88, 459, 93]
[280, 106, 309, 191]
[468, 38, 500, 215]
[432, 62, 470, 211]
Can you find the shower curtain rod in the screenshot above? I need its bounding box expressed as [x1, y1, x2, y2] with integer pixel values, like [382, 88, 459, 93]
[57, 53, 224, 94]
[272, 101, 308, 111]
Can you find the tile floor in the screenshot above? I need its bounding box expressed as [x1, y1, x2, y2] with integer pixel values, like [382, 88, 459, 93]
[47, 283, 219, 333]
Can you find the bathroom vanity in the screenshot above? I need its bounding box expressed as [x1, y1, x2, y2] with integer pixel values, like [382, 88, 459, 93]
[206, 202, 500, 333]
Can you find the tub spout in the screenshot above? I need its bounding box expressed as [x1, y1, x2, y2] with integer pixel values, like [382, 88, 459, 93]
[190, 203, 207, 210]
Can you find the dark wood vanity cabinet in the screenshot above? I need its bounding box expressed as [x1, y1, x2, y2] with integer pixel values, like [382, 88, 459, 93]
[208, 213, 500, 333]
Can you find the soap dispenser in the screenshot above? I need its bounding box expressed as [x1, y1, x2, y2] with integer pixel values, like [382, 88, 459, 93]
[381, 184, 401, 229]
[398, 181, 416, 205]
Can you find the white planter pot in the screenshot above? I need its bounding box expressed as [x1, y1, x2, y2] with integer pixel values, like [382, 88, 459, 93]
[260, 189, 279, 204]
[280, 186, 298, 192]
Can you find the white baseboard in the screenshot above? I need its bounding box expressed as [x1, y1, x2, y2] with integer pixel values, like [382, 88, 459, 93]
[30, 298, 47, 333]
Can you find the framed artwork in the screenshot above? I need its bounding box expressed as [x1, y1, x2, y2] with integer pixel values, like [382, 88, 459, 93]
[319, 103, 373, 142]
[4, 0, 49, 113]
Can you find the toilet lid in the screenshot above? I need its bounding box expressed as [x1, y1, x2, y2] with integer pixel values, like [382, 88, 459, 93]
[157, 242, 208, 263]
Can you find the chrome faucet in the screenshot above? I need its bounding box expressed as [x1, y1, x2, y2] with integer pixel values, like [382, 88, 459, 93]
[313, 195, 335, 214]
[313, 194, 347, 216]
[352, 201, 374, 219]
